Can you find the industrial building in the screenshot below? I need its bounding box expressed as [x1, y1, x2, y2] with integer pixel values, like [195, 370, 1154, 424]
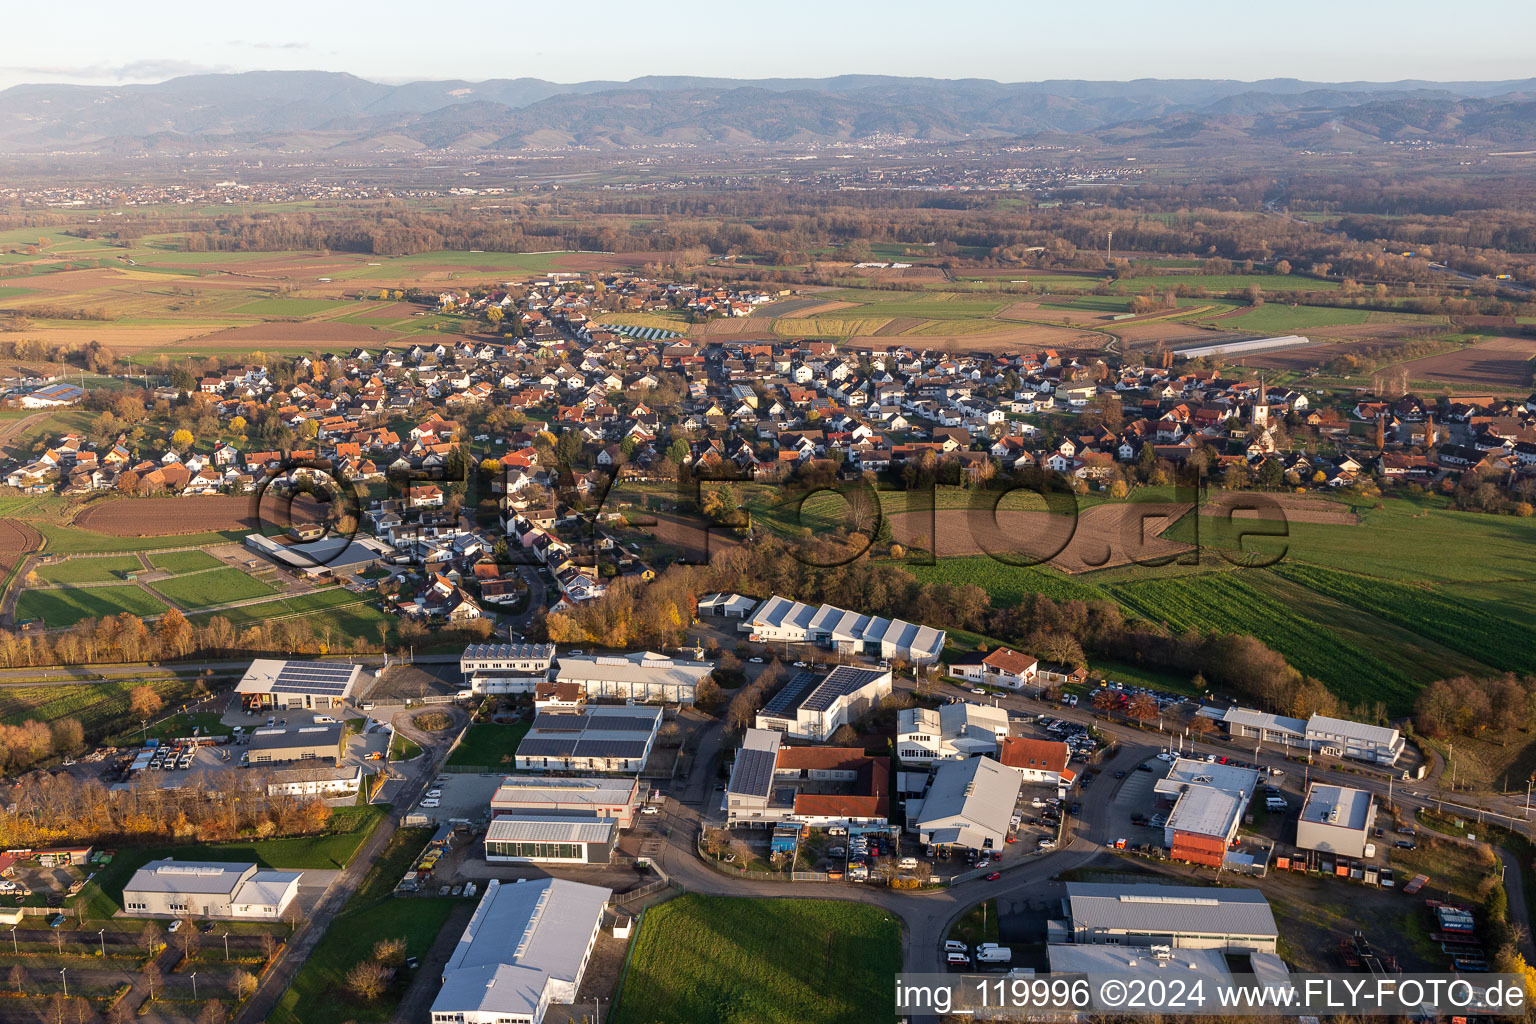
[908, 756, 1021, 852]
[513, 706, 663, 773]
[1295, 783, 1377, 858]
[753, 666, 891, 741]
[1219, 707, 1405, 766]
[121, 860, 302, 920]
[723, 729, 890, 827]
[459, 643, 558, 694]
[896, 703, 1009, 761]
[1153, 758, 1259, 868]
[430, 878, 611, 1024]
[264, 764, 364, 798]
[483, 816, 617, 865]
[234, 659, 363, 711]
[741, 595, 946, 666]
[247, 723, 345, 765]
[243, 533, 393, 578]
[554, 651, 714, 704]
[491, 776, 640, 829]
[1062, 882, 1279, 952]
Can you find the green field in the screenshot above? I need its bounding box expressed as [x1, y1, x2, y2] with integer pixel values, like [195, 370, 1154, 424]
[905, 555, 1106, 606]
[33, 555, 144, 584]
[0, 677, 201, 734]
[1122, 273, 1339, 292]
[149, 566, 279, 609]
[612, 895, 901, 1024]
[32, 521, 244, 555]
[446, 720, 529, 768]
[186, 587, 395, 639]
[14, 584, 169, 627]
[148, 549, 224, 574]
[1218, 304, 1372, 332]
[231, 298, 347, 316]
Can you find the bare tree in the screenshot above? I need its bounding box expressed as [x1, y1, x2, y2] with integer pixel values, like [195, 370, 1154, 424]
[175, 917, 200, 961]
[144, 961, 161, 1001]
[345, 960, 388, 1001]
[137, 921, 163, 957]
[6, 965, 22, 996]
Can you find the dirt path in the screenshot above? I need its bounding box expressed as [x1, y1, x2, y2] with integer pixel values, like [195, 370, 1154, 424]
[0, 411, 53, 457]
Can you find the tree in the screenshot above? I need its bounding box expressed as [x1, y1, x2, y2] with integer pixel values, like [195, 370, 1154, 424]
[7, 964, 22, 995]
[171, 428, 194, 450]
[144, 962, 161, 1001]
[229, 415, 246, 434]
[372, 937, 407, 967]
[129, 685, 163, 727]
[1127, 693, 1158, 723]
[230, 969, 258, 1001]
[176, 916, 200, 960]
[137, 921, 163, 956]
[345, 960, 388, 1002]
[196, 999, 227, 1024]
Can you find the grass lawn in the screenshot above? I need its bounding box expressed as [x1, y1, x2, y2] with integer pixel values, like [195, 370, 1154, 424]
[32, 555, 143, 584]
[612, 895, 901, 1024]
[148, 549, 223, 574]
[446, 720, 529, 768]
[103, 710, 232, 747]
[149, 566, 279, 609]
[14, 584, 169, 627]
[389, 730, 423, 761]
[33, 521, 243, 554]
[269, 826, 450, 1024]
[948, 898, 1000, 946]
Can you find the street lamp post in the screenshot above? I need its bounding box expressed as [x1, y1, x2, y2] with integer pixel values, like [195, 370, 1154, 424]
[98, 928, 105, 957]
[8, 927, 14, 954]
[59, 969, 67, 998]
[190, 972, 198, 1000]
[222, 932, 230, 960]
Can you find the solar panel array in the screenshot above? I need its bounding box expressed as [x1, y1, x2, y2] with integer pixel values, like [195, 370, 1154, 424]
[274, 661, 357, 696]
[760, 671, 819, 717]
[731, 747, 777, 798]
[802, 667, 889, 713]
[530, 714, 585, 732]
[584, 715, 657, 732]
[601, 323, 680, 341]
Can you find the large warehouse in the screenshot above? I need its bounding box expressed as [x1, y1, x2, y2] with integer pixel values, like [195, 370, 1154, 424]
[247, 723, 345, 765]
[1295, 783, 1377, 858]
[553, 651, 714, 705]
[513, 707, 663, 774]
[1063, 882, 1279, 953]
[459, 643, 558, 694]
[122, 860, 302, 920]
[483, 816, 617, 865]
[908, 756, 1021, 852]
[430, 878, 611, 1024]
[741, 595, 946, 666]
[753, 666, 892, 741]
[235, 659, 364, 711]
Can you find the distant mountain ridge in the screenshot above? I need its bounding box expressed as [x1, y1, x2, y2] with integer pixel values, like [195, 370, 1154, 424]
[4, 71, 1536, 154]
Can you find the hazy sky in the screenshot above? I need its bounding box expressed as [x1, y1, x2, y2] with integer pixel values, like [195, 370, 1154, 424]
[3, 0, 1533, 91]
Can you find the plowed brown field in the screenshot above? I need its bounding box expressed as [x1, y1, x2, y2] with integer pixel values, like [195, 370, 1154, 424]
[73, 493, 326, 536]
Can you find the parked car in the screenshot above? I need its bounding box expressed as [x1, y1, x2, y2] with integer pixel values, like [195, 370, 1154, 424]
[167, 920, 182, 933]
[1395, 839, 1417, 850]
[640, 805, 659, 815]
[749, 657, 764, 664]
[1037, 838, 1056, 850]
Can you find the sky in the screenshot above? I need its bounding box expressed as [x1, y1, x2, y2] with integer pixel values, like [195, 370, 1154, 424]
[3, 0, 1534, 91]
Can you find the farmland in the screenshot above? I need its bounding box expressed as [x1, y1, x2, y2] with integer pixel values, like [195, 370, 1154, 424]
[611, 895, 900, 1024]
[1215, 304, 1373, 332]
[0, 677, 203, 734]
[147, 549, 224, 574]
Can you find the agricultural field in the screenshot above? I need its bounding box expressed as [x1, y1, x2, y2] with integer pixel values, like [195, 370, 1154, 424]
[1105, 570, 1415, 705]
[14, 584, 169, 628]
[611, 895, 901, 1024]
[149, 567, 280, 609]
[0, 678, 202, 735]
[1216, 304, 1372, 332]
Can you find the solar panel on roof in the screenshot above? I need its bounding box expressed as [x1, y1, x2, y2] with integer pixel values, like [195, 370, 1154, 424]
[582, 716, 655, 732]
[731, 747, 775, 798]
[518, 738, 579, 758]
[761, 671, 818, 716]
[572, 739, 648, 759]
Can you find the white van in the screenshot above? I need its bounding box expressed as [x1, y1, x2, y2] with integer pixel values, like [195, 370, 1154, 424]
[977, 946, 1012, 964]
[898, 857, 918, 870]
[945, 940, 968, 953]
[1265, 796, 1287, 811]
[946, 952, 972, 967]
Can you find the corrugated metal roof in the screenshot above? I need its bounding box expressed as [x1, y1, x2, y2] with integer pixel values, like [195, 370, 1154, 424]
[1067, 882, 1277, 938]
